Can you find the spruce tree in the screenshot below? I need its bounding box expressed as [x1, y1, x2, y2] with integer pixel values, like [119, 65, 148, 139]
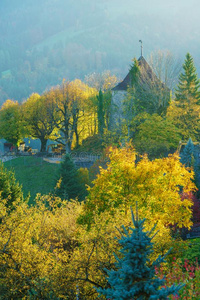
[97, 208, 183, 300]
[175, 53, 200, 106]
[180, 138, 195, 167]
[169, 53, 200, 140]
[180, 138, 200, 191]
[55, 154, 86, 201]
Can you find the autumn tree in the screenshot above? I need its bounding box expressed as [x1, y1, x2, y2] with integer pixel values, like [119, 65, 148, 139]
[0, 100, 23, 148]
[148, 49, 182, 91]
[0, 196, 122, 299]
[22, 93, 58, 152]
[85, 70, 118, 92]
[53, 79, 96, 152]
[0, 185, 190, 299]
[81, 146, 196, 231]
[0, 197, 74, 299]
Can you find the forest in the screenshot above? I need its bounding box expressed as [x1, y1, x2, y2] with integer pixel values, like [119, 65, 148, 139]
[0, 51, 200, 299]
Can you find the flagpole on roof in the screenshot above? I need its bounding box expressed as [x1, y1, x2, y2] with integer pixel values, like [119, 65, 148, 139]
[139, 40, 143, 57]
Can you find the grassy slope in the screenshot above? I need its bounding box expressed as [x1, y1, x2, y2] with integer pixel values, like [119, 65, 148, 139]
[4, 157, 60, 205]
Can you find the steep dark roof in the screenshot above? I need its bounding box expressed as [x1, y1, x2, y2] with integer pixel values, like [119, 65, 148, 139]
[112, 56, 169, 91]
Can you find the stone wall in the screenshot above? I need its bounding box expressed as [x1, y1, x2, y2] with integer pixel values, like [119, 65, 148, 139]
[110, 90, 127, 129]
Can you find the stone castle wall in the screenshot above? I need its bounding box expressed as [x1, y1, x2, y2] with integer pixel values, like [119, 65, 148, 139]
[110, 90, 127, 129]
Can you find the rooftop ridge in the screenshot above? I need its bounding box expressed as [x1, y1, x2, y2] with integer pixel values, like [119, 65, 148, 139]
[112, 56, 168, 91]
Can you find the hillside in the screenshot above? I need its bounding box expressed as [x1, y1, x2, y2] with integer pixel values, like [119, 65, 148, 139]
[0, 0, 199, 104]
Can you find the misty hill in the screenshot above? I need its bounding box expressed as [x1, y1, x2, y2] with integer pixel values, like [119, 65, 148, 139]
[0, 0, 199, 104]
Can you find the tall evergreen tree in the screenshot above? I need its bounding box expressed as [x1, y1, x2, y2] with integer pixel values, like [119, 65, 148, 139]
[180, 138, 200, 191]
[55, 154, 86, 201]
[97, 208, 183, 300]
[97, 89, 105, 136]
[168, 53, 200, 140]
[180, 138, 195, 167]
[175, 53, 200, 106]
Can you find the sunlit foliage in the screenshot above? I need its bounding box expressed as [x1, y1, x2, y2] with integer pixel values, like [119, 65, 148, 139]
[82, 146, 196, 231]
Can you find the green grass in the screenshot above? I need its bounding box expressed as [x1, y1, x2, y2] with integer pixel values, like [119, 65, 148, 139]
[4, 157, 60, 205]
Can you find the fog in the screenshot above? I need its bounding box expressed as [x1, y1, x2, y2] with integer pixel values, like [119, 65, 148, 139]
[0, 0, 199, 102]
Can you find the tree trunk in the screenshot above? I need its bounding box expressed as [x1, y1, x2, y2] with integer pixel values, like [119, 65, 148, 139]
[40, 138, 47, 152]
[73, 114, 79, 148]
[65, 140, 71, 153]
[64, 130, 72, 153]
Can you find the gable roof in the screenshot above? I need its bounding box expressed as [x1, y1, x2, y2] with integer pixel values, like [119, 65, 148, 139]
[112, 56, 169, 91]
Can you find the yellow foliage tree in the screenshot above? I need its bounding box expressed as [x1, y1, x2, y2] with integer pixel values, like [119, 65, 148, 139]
[82, 146, 196, 231]
[0, 191, 194, 299]
[0, 194, 124, 299]
[0, 100, 23, 147]
[22, 93, 58, 152]
[0, 147, 196, 299]
[51, 79, 97, 152]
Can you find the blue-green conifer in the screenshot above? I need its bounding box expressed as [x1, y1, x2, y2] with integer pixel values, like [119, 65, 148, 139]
[97, 208, 183, 300]
[180, 138, 195, 167]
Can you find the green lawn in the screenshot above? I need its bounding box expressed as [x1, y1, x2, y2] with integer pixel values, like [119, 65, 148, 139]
[4, 157, 60, 205]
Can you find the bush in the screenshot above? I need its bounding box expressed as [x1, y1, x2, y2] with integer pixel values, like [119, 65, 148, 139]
[158, 258, 200, 299]
[0, 161, 24, 208]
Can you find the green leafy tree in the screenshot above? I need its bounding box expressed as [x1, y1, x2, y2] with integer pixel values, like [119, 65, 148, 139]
[0, 100, 23, 148]
[132, 113, 181, 158]
[97, 207, 183, 300]
[0, 162, 24, 208]
[55, 154, 86, 201]
[129, 58, 140, 86]
[124, 57, 170, 119]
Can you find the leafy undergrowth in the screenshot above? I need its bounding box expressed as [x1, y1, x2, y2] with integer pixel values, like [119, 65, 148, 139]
[157, 257, 200, 299]
[4, 156, 60, 205]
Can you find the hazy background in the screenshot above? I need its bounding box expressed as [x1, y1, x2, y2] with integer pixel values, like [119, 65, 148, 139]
[0, 0, 199, 104]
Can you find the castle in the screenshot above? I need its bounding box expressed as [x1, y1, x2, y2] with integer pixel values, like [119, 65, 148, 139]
[111, 55, 171, 128]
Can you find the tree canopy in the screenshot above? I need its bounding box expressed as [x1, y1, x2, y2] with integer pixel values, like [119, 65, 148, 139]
[81, 146, 196, 230]
[175, 53, 200, 104]
[22, 93, 58, 152]
[0, 100, 23, 147]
